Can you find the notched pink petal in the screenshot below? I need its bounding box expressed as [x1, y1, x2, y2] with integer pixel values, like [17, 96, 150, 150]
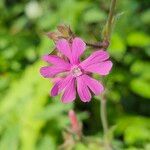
[80, 50, 110, 68]
[50, 75, 74, 97]
[61, 78, 76, 103]
[42, 55, 50, 62]
[77, 76, 91, 102]
[42, 54, 71, 69]
[72, 37, 86, 64]
[52, 77, 63, 84]
[40, 66, 67, 78]
[82, 75, 104, 95]
[85, 60, 113, 76]
[51, 82, 59, 96]
[40, 66, 51, 78]
[56, 39, 71, 60]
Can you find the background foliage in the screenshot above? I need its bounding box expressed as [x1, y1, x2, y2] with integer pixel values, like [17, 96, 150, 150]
[0, 0, 150, 149]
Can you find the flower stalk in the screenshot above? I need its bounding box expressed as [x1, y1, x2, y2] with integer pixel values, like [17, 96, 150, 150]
[86, 0, 116, 50]
[100, 0, 116, 149]
[103, 0, 117, 42]
[100, 95, 112, 150]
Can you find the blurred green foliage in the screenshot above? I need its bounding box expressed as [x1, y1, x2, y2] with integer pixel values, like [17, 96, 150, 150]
[0, 0, 150, 149]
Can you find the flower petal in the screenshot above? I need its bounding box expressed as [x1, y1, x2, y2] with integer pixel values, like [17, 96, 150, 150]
[84, 60, 113, 76]
[42, 55, 71, 69]
[51, 75, 73, 96]
[56, 39, 71, 60]
[40, 66, 68, 78]
[80, 50, 109, 68]
[77, 75, 91, 102]
[61, 78, 76, 103]
[51, 81, 60, 96]
[82, 75, 104, 95]
[72, 37, 86, 64]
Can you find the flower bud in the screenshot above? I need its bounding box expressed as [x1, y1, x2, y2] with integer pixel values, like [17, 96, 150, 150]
[57, 25, 73, 38]
[68, 110, 82, 138]
[46, 32, 60, 42]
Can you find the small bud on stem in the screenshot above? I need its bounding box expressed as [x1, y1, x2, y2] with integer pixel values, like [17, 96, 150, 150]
[68, 110, 82, 139]
[46, 24, 75, 43]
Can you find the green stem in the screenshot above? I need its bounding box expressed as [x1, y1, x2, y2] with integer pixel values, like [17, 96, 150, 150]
[100, 1, 117, 148]
[103, 0, 117, 42]
[100, 96, 112, 150]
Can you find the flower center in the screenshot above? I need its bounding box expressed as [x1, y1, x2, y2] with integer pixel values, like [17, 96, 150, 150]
[71, 65, 83, 77]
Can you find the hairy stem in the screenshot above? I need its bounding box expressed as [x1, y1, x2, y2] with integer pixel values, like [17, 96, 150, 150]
[86, 41, 109, 49]
[100, 96, 112, 150]
[103, 0, 116, 42]
[100, 1, 117, 150]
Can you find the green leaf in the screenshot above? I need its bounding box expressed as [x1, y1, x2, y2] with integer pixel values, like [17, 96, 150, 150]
[130, 61, 150, 79]
[0, 62, 51, 150]
[0, 125, 20, 150]
[75, 142, 88, 150]
[11, 16, 27, 33]
[58, 0, 88, 29]
[108, 33, 126, 61]
[124, 125, 150, 145]
[116, 116, 150, 146]
[37, 135, 56, 150]
[127, 32, 150, 47]
[36, 102, 73, 120]
[141, 9, 150, 25]
[130, 78, 150, 98]
[38, 36, 54, 56]
[84, 8, 106, 23]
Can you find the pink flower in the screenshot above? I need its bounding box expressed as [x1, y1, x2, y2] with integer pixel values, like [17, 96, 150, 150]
[40, 38, 112, 103]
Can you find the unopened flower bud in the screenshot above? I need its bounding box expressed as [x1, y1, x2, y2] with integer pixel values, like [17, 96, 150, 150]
[46, 32, 60, 42]
[68, 110, 82, 138]
[57, 25, 73, 38]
